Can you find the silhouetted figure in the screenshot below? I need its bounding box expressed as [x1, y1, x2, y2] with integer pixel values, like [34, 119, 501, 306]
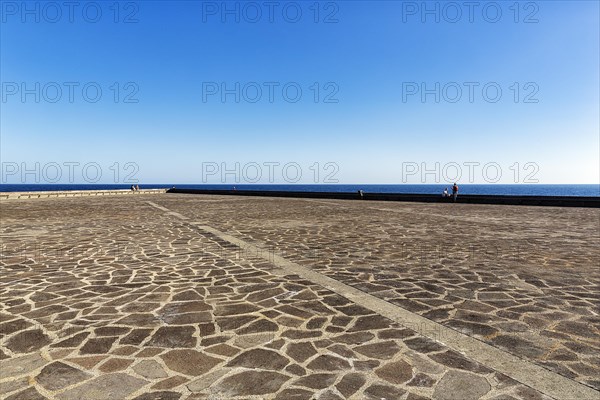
[452, 183, 459, 202]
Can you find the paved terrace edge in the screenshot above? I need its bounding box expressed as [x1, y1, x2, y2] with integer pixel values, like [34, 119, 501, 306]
[166, 189, 600, 208]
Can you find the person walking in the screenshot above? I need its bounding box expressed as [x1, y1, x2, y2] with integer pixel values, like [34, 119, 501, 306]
[452, 183, 459, 202]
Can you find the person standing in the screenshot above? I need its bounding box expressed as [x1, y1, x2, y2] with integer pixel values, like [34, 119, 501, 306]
[452, 183, 459, 202]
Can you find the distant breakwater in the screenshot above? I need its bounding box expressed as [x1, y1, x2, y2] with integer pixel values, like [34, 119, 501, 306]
[0, 189, 167, 200]
[166, 188, 600, 208]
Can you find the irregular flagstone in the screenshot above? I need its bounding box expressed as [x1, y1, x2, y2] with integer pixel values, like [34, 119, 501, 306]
[0, 377, 29, 395]
[132, 391, 181, 400]
[294, 373, 337, 389]
[172, 290, 203, 301]
[66, 355, 106, 369]
[146, 326, 196, 348]
[433, 370, 492, 400]
[205, 343, 240, 357]
[275, 388, 315, 400]
[363, 383, 406, 400]
[159, 312, 212, 325]
[211, 370, 290, 396]
[94, 326, 130, 336]
[490, 335, 546, 359]
[306, 354, 351, 371]
[112, 345, 138, 355]
[429, 350, 493, 374]
[247, 287, 286, 302]
[354, 340, 401, 359]
[57, 373, 148, 400]
[5, 387, 46, 400]
[285, 364, 307, 376]
[286, 342, 318, 363]
[216, 315, 258, 331]
[51, 332, 90, 348]
[159, 301, 211, 314]
[5, 329, 51, 353]
[226, 348, 289, 370]
[214, 303, 260, 316]
[80, 337, 118, 354]
[319, 390, 344, 400]
[554, 321, 598, 339]
[277, 305, 313, 319]
[198, 322, 216, 337]
[408, 372, 436, 387]
[328, 344, 355, 358]
[232, 332, 274, 348]
[133, 360, 168, 379]
[445, 320, 499, 337]
[236, 319, 278, 334]
[407, 393, 430, 400]
[35, 361, 92, 391]
[238, 283, 280, 294]
[120, 329, 153, 345]
[348, 315, 393, 331]
[116, 313, 161, 327]
[375, 359, 413, 384]
[152, 375, 189, 390]
[25, 305, 69, 318]
[404, 337, 445, 353]
[0, 354, 47, 379]
[160, 349, 222, 376]
[334, 331, 375, 345]
[281, 329, 322, 339]
[404, 351, 445, 374]
[336, 373, 366, 398]
[98, 357, 134, 372]
[306, 316, 327, 329]
[0, 319, 33, 335]
[186, 369, 229, 392]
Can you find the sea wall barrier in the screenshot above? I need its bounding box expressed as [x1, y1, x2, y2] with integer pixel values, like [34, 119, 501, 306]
[1, 188, 597, 207]
[0, 189, 167, 200]
[166, 188, 600, 208]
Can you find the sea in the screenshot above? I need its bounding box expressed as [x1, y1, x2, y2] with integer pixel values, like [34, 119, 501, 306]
[1, 184, 598, 197]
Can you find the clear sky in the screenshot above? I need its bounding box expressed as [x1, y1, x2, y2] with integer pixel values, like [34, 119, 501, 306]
[1, 0, 598, 184]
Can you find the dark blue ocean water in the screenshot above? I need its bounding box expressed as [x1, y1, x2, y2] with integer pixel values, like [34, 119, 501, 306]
[1, 184, 598, 197]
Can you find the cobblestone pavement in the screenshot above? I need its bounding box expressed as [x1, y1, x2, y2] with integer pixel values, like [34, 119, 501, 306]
[0, 194, 598, 399]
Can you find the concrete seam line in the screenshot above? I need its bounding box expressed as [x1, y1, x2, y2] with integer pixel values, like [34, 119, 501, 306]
[146, 201, 171, 212]
[145, 201, 598, 399]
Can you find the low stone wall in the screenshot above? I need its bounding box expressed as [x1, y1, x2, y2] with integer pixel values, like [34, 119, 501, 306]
[0, 189, 167, 200]
[167, 188, 600, 208]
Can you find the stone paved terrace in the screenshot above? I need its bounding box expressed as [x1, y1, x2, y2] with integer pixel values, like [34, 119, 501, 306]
[0, 193, 598, 400]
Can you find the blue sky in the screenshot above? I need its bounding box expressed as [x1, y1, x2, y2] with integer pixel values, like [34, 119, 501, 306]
[1, 0, 598, 184]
